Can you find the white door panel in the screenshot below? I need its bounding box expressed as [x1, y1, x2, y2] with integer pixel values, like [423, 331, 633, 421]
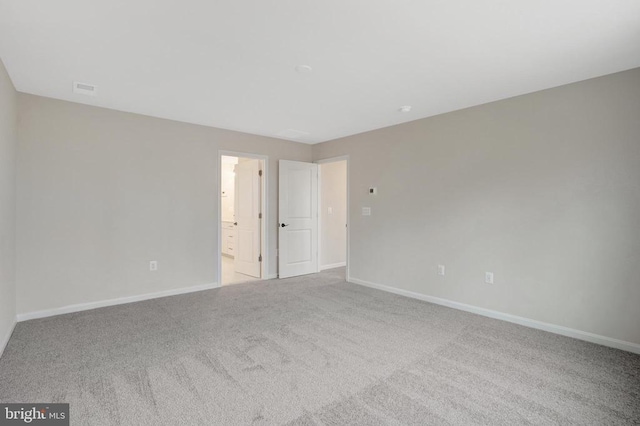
[235, 159, 261, 278]
[279, 160, 318, 278]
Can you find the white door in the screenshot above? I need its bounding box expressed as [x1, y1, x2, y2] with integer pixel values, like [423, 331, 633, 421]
[234, 159, 262, 278]
[279, 160, 318, 278]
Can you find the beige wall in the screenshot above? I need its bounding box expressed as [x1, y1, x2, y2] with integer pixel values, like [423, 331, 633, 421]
[313, 68, 640, 345]
[0, 57, 17, 352]
[319, 160, 347, 269]
[17, 94, 312, 315]
[10, 66, 640, 346]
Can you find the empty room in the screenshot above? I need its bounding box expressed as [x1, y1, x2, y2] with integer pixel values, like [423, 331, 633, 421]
[1, 1, 639, 425]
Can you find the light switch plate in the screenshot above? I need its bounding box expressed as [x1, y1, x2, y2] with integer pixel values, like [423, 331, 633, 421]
[362, 207, 371, 216]
[485, 272, 494, 284]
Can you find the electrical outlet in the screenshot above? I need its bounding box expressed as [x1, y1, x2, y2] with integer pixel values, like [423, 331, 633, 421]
[150, 261, 158, 271]
[438, 265, 445, 276]
[485, 271, 494, 284]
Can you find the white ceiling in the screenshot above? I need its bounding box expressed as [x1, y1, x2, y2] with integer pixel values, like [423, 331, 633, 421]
[1, 0, 639, 144]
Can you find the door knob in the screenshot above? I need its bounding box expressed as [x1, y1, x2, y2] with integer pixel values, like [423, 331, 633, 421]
[234, 222, 238, 226]
[280, 223, 289, 227]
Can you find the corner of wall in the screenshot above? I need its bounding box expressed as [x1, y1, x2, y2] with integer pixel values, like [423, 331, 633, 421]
[0, 55, 19, 359]
[0, 318, 17, 359]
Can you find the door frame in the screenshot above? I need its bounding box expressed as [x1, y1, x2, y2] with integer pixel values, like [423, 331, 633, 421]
[316, 155, 350, 281]
[218, 150, 268, 286]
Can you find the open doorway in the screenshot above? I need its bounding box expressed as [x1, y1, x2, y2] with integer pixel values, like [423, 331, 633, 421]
[219, 153, 266, 286]
[318, 157, 348, 278]
[277, 157, 348, 280]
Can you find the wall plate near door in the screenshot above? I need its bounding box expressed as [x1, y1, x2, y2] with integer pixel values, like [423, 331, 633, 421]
[485, 271, 494, 284]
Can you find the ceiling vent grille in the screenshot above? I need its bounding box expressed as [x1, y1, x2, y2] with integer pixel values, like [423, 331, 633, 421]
[73, 81, 97, 96]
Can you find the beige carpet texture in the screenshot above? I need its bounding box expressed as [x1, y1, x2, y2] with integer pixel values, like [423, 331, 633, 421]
[1, 268, 639, 425]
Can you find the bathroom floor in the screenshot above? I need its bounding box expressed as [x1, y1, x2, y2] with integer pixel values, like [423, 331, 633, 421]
[222, 255, 260, 285]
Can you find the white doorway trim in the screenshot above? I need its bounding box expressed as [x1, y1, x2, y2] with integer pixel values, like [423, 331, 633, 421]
[316, 155, 350, 281]
[218, 150, 268, 286]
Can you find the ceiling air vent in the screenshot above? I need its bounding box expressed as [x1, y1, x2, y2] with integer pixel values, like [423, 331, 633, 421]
[73, 81, 97, 96]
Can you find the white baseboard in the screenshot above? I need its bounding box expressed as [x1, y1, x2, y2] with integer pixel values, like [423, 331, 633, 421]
[266, 273, 278, 279]
[348, 277, 640, 355]
[320, 262, 346, 271]
[17, 282, 219, 322]
[0, 318, 17, 359]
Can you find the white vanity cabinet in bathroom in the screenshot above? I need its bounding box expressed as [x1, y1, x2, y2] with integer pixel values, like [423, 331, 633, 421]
[222, 221, 236, 257]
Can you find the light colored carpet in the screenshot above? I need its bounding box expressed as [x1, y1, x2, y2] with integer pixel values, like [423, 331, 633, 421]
[1, 268, 639, 425]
